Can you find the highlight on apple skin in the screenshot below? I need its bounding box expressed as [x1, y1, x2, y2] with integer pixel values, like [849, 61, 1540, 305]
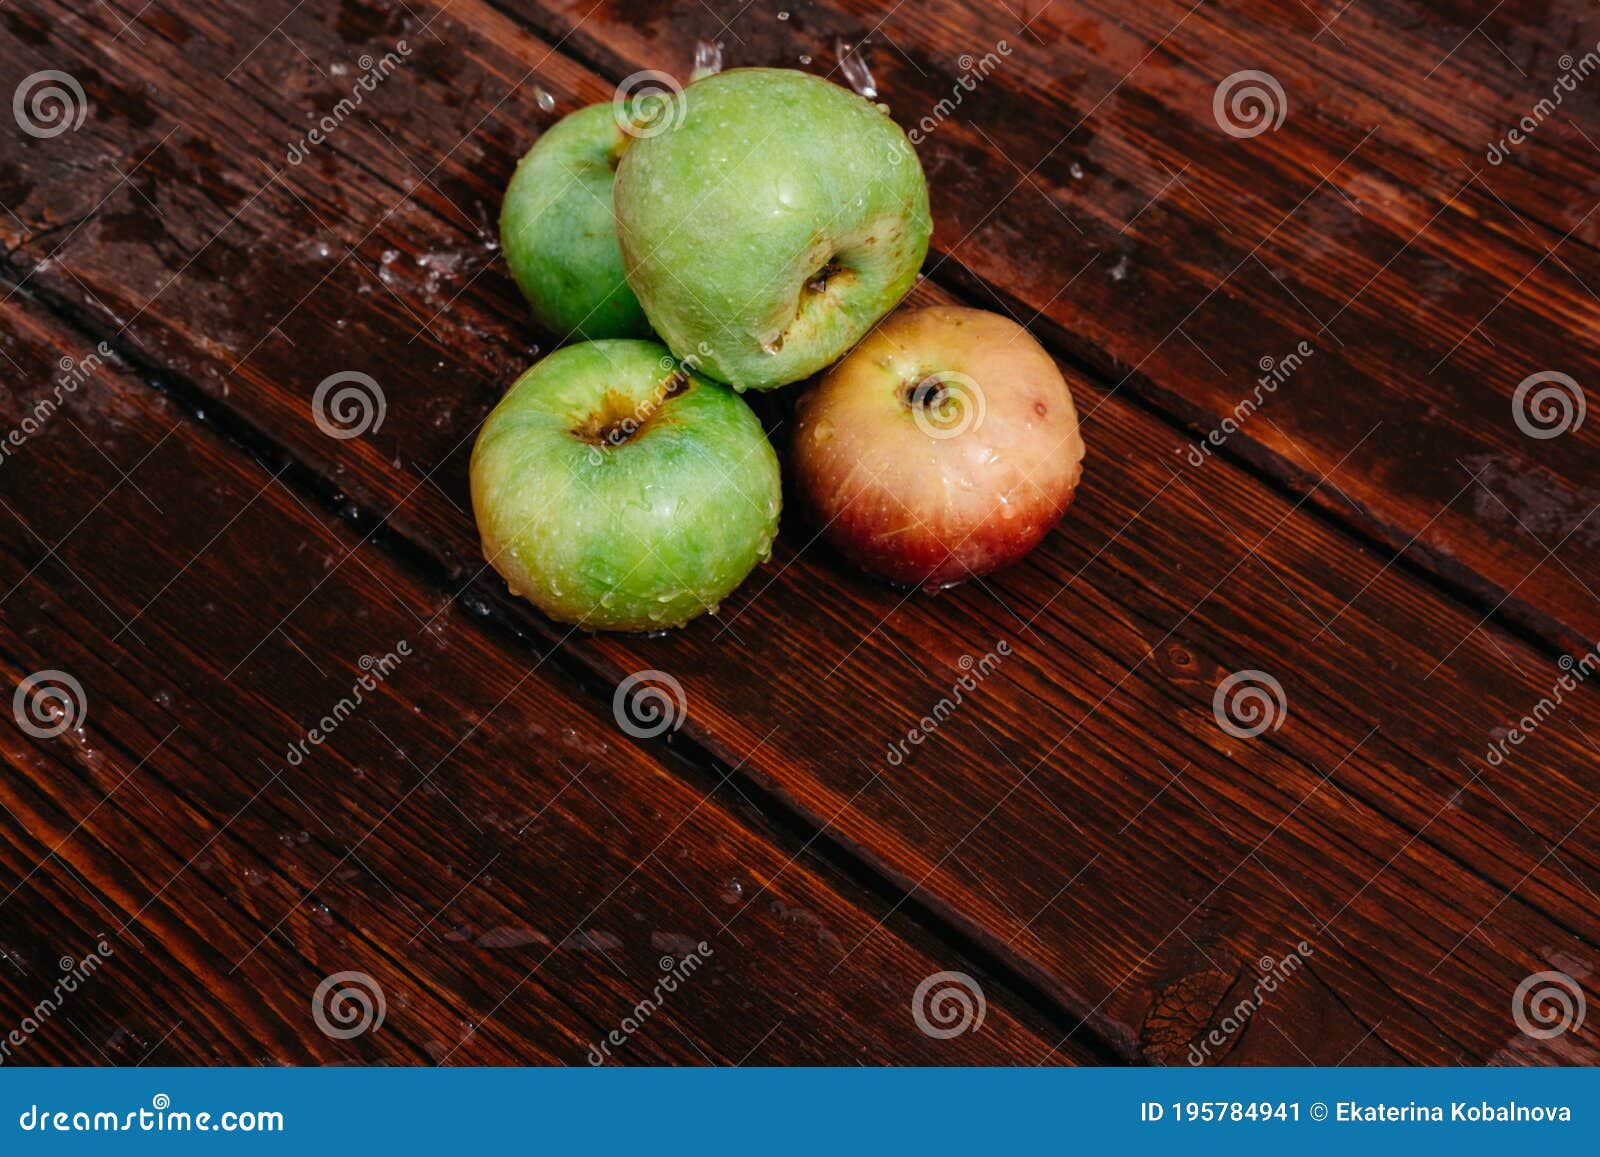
[470, 340, 781, 631]
[791, 306, 1086, 590]
[613, 68, 932, 392]
[500, 103, 653, 341]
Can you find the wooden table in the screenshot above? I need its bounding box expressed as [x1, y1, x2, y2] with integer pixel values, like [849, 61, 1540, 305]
[1, 0, 1597, 1065]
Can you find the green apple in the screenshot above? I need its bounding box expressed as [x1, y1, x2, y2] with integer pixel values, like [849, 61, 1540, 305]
[470, 340, 781, 631]
[613, 68, 931, 391]
[500, 102, 652, 341]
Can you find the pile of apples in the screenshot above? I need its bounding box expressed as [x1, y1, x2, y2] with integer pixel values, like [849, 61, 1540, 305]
[471, 68, 1086, 632]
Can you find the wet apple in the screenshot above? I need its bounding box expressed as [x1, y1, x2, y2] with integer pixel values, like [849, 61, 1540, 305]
[500, 103, 653, 341]
[614, 68, 931, 392]
[792, 306, 1086, 589]
[471, 340, 781, 631]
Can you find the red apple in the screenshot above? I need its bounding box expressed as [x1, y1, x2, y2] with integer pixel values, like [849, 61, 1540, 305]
[792, 306, 1086, 589]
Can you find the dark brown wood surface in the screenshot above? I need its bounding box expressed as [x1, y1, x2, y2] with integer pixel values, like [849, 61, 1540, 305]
[1, 0, 1597, 1065]
[0, 296, 1085, 1064]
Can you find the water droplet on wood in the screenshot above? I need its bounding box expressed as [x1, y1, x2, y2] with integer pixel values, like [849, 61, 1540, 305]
[836, 39, 878, 98]
[692, 39, 724, 81]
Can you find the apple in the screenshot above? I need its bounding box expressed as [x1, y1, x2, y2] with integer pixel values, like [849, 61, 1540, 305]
[470, 340, 781, 631]
[500, 102, 653, 341]
[791, 306, 1086, 589]
[613, 68, 931, 392]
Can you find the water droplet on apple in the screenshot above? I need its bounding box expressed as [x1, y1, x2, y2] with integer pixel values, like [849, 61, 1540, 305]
[1069, 162, 1085, 180]
[799, 54, 813, 65]
[533, 86, 556, 113]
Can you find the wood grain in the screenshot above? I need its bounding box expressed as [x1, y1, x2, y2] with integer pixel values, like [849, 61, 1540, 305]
[2, 0, 1598, 1065]
[504, 0, 1600, 654]
[0, 297, 1079, 1064]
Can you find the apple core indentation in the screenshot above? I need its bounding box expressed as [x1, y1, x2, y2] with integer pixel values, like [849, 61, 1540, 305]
[571, 371, 689, 448]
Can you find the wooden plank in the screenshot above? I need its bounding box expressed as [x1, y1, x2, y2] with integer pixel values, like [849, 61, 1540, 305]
[4, 0, 1599, 1064]
[501, 0, 1600, 654]
[0, 297, 1077, 1064]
